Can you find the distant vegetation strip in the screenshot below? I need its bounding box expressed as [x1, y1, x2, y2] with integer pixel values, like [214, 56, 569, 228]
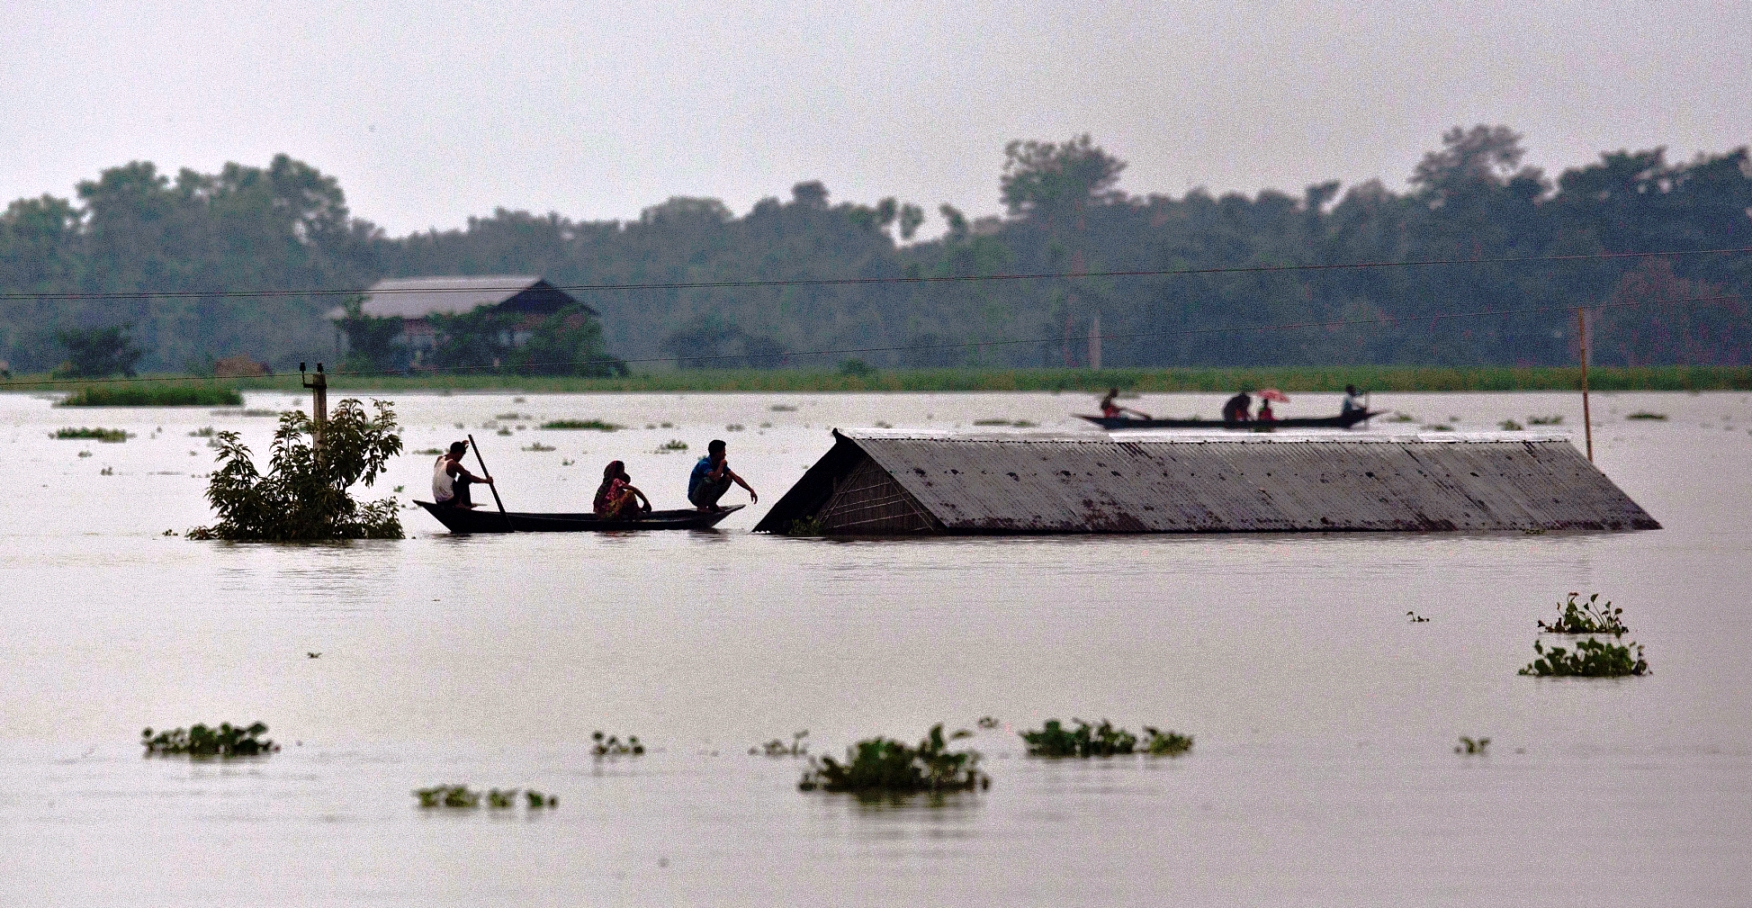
[56, 384, 244, 406]
[7, 365, 1741, 394]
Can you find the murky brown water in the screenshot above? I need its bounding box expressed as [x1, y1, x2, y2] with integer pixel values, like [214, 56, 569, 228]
[2, 389, 1749, 906]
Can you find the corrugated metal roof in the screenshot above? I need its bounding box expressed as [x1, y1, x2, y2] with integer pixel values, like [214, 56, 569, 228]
[325, 276, 592, 320]
[755, 430, 1659, 533]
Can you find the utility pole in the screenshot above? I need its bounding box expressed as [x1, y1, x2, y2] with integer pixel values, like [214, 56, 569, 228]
[301, 362, 328, 449]
[1577, 309, 1592, 462]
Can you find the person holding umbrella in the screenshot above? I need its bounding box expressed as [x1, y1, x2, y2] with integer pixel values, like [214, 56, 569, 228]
[1255, 388, 1290, 422]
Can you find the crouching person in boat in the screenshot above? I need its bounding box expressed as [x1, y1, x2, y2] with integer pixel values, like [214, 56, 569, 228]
[433, 441, 493, 508]
[1099, 387, 1151, 421]
[594, 460, 652, 520]
[688, 439, 757, 512]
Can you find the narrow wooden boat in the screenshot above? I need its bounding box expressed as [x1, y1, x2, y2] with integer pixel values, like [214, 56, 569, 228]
[415, 501, 744, 533]
[1077, 410, 1381, 430]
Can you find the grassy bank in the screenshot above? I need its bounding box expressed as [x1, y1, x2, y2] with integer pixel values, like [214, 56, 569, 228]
[4, 365, 1749, 396]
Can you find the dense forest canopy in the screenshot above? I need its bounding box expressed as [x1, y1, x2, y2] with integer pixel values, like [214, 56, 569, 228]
[1, 126, 1748, 374]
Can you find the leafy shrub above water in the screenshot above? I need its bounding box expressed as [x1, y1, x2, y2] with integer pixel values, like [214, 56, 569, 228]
[186, 399, 403, 541]
[1519, 638, 1649, 677]
[798, 723, 989, 794]
[142, 722, 278, 757]
[1020, 718, 1137, 757]
[1537, 593, 1629, 635]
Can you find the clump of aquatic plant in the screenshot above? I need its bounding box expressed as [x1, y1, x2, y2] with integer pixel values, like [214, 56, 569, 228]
[495, 427, 512, 436]
[1498, 419, 1523, 431]
[142, 722, 278, 757]
[798, 724, 988, 794]
[1527, 415, 1564, 425]
[726, 423, 745, 431]
[189, 426, 216, 438]
[975, 715, 1000, 730]
[786, 516, 826, 537]
[494, 412, 531, 421]
[1421, 423, 1455, 432]
[415, 785, 558, 809]
[1454, 736, 1490, 755]
[1020, 718, 1137, 757]
[973, 418, 1011, 426]
[1388, 411, 1416, 422]
[186, 398, 402, 541]
[541, 419, 620, 431]
[1625, 411, 1668, 421]
[55, 427, 130, 442]
[522, 442, 556, 452]
[1407, 610, 1430, 623]
[751, 730, 809, 757]
[658, 439, 689, 451]
[1142, 727, 1193, 756]
[592, 731, 645, 756]
[1537, 593, 1629, 635]
[412, 447, 444, 455]
[1519, 637, 1649, 677]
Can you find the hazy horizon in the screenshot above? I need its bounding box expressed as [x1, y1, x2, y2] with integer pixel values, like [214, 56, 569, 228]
[5, 0, 1749, 236]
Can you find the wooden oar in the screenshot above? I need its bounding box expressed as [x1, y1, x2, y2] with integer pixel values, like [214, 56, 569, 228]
[467, 433, 514, 533]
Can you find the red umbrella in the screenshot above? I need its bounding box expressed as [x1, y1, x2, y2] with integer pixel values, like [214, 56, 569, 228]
[1257, 388, 1291, 403]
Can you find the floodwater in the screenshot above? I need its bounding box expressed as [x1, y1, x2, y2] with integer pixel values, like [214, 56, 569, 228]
[2, 389, 1749, 907]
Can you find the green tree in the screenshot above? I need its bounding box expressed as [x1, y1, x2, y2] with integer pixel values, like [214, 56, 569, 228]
[188, 398, 402, 541]
[55, 324, 143, 377]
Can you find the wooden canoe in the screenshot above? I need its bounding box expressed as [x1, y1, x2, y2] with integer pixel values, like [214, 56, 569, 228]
[415, 501, 744, 533]
[1078, 410, 1381, 430]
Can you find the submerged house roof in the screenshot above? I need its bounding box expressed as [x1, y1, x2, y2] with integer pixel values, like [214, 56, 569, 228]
[753, 430, 1660, 535]
[326, 276, 595, 321]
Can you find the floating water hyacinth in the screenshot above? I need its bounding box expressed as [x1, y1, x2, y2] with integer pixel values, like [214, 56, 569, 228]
[1455, 736, 1491, 755]
[141, 722, 278, 757]
[751, 730, 809, 757]
[798, 724, 988, 794]
[55, 427, 129, 442]
[1142, 727, 1194, 757]
[1020, 719, 1137, 757]
[1537, 593, 1629, 635]
[541, 419, 621, 431]
[592, 731, 645, 756]
[1519, 637, 1649, 677]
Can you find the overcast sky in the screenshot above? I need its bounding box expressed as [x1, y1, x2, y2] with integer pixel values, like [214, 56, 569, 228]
[5, 0, 1748, 236]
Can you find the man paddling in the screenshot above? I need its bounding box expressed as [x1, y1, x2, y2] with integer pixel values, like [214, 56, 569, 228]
[433, 440, 493, 508]
[688, 439, 757, 512]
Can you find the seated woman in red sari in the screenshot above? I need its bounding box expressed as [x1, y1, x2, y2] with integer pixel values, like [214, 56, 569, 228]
[593, 460, 652, 520]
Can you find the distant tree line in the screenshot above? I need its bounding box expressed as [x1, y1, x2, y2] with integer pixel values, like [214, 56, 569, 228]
[2, 126, 1748, 374]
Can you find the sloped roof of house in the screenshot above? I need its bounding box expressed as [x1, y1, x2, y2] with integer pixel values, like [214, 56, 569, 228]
[327, 276, 594, 320]
[753, 429, 1661, 534]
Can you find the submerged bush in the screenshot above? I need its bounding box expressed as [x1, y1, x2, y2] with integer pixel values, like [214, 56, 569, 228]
[1021, 718, 1138, 757]
[799, 723, 988, 794]
[142, 722, 278, 756]
[187, 399, 402, 540]
[785, 516, 826, 537]
[1537, 593, 1629, 635]
[1519, 638, 1649, 677]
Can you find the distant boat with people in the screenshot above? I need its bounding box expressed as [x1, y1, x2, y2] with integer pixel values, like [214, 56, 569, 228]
[1077, 410, 1379, 430]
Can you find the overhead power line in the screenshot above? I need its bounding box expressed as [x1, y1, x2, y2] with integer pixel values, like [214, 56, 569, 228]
[2, 245, 1749, 303]
[3, 292, 1739, 389]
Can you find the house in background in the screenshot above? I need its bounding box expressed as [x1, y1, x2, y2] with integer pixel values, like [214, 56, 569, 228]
[330, 275, 594, 365]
